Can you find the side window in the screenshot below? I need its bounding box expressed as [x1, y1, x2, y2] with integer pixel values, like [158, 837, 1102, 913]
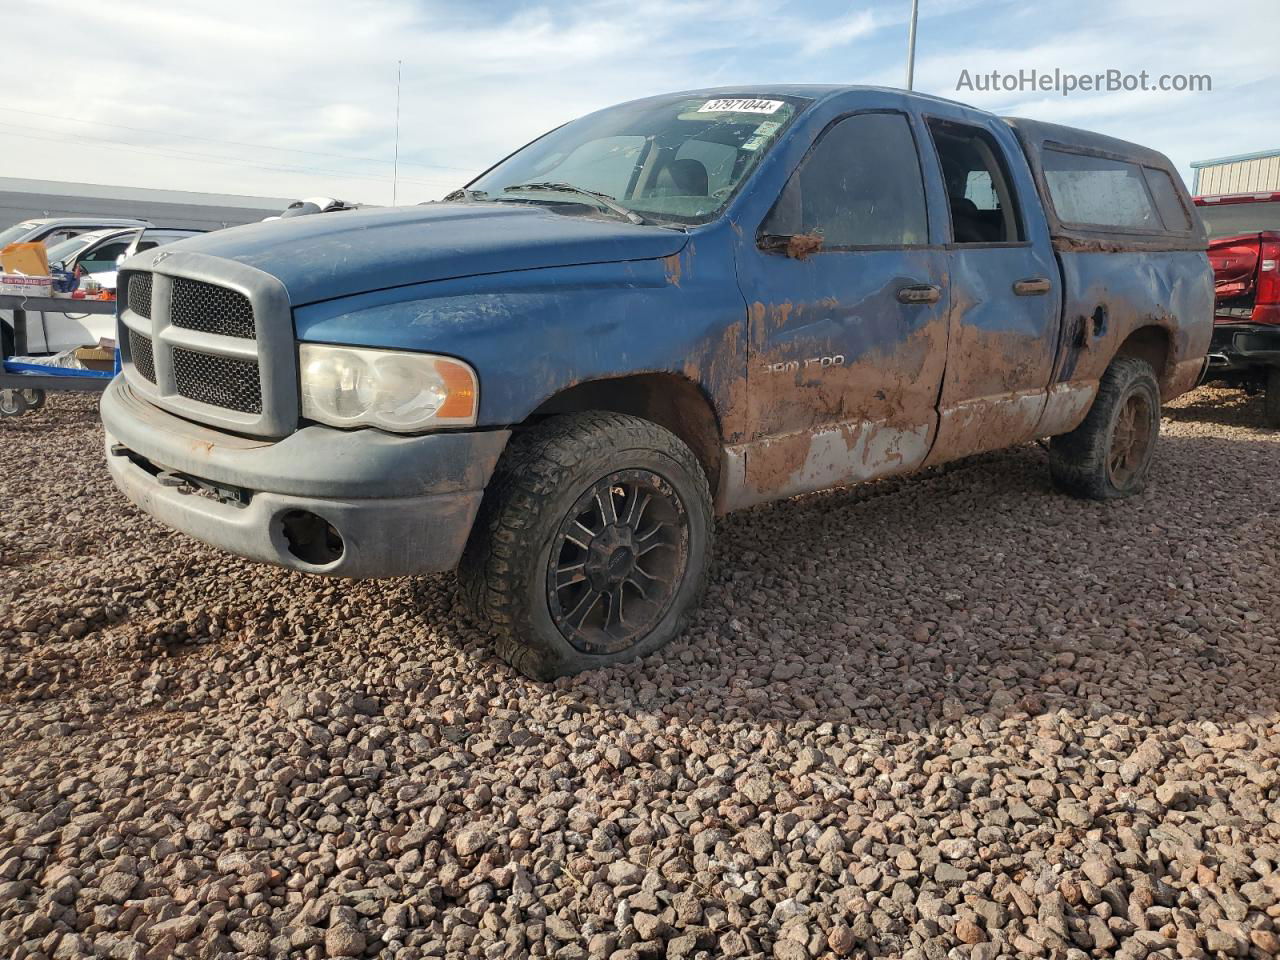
[927, 120, 1024, 243]
[1042, 148, 1159, 230]
[761, 112, 928, 247]
[1143, 167, 1192, 232]
[78, 240, 131, 274]
[41, 229, 81, 248]
[134, 241, 159, 253]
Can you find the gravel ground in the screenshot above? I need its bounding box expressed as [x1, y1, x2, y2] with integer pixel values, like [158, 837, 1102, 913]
[1, 386, 1279, 960]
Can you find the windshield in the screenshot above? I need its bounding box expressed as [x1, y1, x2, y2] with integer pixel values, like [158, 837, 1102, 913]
[45, 233, 102, 267]
[0, 221, 39, 248]
[1198, 200, 1280, 238]
[467, 93, 810, 225]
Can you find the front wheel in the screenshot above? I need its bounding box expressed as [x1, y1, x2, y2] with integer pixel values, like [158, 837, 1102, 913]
[458, 412, 713, 680]
[1049, 357, 1161, 499]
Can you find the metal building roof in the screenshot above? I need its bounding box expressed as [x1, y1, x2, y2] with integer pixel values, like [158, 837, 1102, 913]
[0, 176, 290, 208]
[1190, 148, 1280, 169]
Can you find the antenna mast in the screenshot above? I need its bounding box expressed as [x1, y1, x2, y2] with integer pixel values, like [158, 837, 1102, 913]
[393, 60, 402, 204]
[905, 0, 920, 90]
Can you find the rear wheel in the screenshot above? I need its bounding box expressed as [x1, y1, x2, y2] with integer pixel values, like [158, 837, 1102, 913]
[1264, 367, 1280, 428]
[459, 411, 713, 680]
[1049, 357, 1160, 499]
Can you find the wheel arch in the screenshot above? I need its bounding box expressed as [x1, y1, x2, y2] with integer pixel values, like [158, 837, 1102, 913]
[520, 373, 724, 496]
[1113, 324, 1173, 392]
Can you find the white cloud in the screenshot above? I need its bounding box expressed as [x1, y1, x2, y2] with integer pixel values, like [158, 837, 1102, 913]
[901, 0, 1278, 183]
[0, 0, 1273, 204]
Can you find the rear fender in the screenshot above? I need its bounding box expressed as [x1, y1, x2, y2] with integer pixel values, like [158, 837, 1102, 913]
[1053, 249, 1213, 401]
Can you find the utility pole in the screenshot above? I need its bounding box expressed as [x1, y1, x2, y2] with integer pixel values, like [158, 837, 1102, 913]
[392, 60, 402, 205]
[905, 0, 919, 90]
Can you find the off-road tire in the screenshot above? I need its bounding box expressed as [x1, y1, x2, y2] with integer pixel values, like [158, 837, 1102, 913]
[1049, 357, 1161, 499]
[458, 411, 713, 680]
[1264, 367, 1280, 428]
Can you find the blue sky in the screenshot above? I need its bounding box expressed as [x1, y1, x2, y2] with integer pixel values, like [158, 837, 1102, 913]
[2, 0, 1275, 204]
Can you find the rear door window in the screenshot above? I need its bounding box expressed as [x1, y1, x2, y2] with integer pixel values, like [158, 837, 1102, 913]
[1042, 148, 1159, 230]
[927, 119, 1024, 243]
[761, 112, 928, 247]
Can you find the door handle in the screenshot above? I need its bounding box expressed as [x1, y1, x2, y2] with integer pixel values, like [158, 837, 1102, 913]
[897, 283, 941, 305]
[1013, 277, 1052, 296]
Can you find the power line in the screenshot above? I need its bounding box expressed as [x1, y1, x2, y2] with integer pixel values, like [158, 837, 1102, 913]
[0, 104, 476, 174]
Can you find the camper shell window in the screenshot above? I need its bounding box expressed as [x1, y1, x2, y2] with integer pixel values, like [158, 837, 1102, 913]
[1003, 116, 1206, 252]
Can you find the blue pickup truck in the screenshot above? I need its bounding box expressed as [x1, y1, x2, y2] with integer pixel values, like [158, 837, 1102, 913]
[101, 86, 1212, 679]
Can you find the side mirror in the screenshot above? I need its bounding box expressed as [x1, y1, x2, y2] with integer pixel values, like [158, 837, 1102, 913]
[757, 232, 825, 260]
[116, 254, 126, 266]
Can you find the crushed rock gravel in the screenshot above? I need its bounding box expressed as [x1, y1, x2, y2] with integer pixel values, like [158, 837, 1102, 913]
[1, 386, 1278, 960]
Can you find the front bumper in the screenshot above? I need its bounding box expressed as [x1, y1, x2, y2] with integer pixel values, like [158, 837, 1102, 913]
[1206, 323, 1280, 376]
[100, 376, 510, 578]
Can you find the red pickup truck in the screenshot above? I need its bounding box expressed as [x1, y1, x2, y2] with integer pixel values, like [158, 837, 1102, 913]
[1193, 192, 1280, 422]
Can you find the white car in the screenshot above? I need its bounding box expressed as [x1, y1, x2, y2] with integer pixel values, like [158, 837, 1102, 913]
[12, 226, 201, 353]
[0, 216, 151, 251]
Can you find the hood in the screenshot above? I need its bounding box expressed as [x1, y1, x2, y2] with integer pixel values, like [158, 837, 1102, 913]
[162, 202, 688, 306]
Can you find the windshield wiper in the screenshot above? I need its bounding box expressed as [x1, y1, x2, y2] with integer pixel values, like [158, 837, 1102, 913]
[501, 182, 647, 225]
[443, 188, 490, 203]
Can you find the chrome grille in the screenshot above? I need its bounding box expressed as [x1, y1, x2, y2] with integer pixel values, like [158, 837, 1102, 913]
[172, 348, 262, 414]
[121, 260, 293, 436]
[170, 277, 256, 339]
[127, 273, 152, 320]
[128, 330, 155, 383]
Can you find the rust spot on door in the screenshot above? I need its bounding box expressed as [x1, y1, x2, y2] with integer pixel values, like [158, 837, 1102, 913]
[786, 233, 824, 260]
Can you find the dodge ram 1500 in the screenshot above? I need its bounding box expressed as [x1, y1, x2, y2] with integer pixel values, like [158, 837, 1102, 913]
[102, 86, 1213, 678]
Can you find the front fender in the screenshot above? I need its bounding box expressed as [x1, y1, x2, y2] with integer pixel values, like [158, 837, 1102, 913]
[292, 235, 750, 440]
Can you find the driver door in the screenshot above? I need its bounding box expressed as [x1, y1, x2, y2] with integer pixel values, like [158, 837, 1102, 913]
[731, 110, 950, 506]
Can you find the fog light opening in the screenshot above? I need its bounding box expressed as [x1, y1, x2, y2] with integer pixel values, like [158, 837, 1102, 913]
[280, 510, 344, 565]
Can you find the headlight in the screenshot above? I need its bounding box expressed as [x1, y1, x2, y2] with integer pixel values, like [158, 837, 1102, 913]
[299, 344, 478, 432]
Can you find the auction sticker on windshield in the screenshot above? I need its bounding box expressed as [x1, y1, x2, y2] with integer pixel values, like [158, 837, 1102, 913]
[742, 120, 782, 151]
[698, 98, 783, 114]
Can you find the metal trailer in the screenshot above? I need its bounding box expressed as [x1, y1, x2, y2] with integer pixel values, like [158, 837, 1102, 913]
[1, 294, 115, 416]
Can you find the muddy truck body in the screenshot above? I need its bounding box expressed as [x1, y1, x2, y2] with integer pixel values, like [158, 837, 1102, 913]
[101, 86, 1212, 679]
